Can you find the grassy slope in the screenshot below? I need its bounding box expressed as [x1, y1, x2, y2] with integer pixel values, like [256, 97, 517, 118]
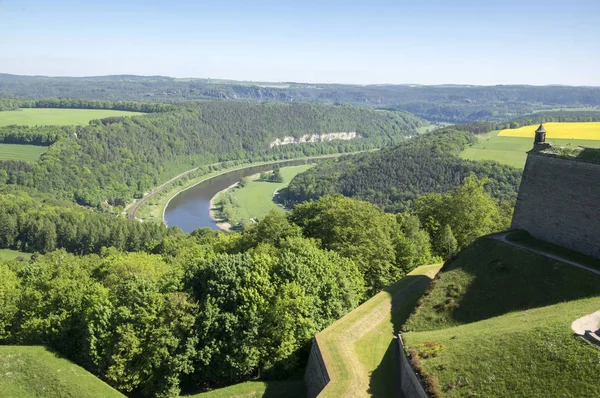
[0, 108, 143, 126]
[0, 249, 32, 261]
[317, 264, 443, 398]
[460, 130, 600, 168]
[186, 380, 305, 398]
[214, 164, 313, 224]
[402, 238, 600, 397]
[0, 143, 47, 162]
[0, 346, 123, 398]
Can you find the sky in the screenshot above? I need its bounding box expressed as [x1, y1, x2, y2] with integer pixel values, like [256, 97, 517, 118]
[0, 0, 599, 85]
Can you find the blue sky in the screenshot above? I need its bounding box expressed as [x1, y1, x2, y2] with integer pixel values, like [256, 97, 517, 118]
[1, 0, 599, 85]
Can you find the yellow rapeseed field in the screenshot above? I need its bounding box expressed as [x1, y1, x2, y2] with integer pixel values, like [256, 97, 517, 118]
[498, 122, 600, 140]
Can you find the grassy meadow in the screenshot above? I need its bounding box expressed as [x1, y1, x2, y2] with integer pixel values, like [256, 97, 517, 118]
[0, 108, 143, 126]
[460, 129, 600, 168]
[401, 238, 600, 397]
[0, 346, 123, 398]
[212, 164, 313, 225]
[0, 249, 31, 262]
[316, 264, 442, 398]
[0, 143, 48, 162]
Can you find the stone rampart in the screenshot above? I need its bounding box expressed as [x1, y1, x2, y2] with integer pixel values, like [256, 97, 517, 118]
[304, 336, 330, 398]
[511, 150, 600, 258]
[395, 334, 429, 398]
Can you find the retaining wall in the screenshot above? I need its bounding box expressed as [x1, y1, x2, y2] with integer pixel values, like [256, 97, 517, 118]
[511, 150, 600, 259]
[304, 336, 330, 398]
[395, 334, 429, 398]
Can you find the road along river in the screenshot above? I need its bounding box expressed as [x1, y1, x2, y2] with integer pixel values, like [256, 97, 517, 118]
[164, 159, 316, 233]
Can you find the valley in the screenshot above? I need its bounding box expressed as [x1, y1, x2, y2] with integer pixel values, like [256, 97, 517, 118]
[0, 78, 599, 398]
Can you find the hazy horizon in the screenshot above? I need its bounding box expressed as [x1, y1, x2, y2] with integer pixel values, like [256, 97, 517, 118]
[1, 0, 599, 86]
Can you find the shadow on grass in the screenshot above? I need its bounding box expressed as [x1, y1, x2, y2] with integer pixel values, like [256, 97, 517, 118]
[432, 237, 600, 326]
[368, 274, 436, 398]
[368, 340, 396, 398]
[261, 379, 306, 398]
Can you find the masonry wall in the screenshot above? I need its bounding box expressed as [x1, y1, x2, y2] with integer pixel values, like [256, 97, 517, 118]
[395, 334, 429, 398]
[304, 336, 330, 398]
[511, 151, 600, 259]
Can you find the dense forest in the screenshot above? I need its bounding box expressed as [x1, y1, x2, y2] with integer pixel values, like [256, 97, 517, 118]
[0, 101, 423, 208]
[0, 175, 510, 397]
[2, 74, 600, 122]
[279, 128, 522, 212]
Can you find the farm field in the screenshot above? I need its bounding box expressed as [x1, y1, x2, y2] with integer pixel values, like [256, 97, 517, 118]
[0, 249, 31, 262]
[316, 264, 442, 398]
[499, 122, 600, 139]
[0, 346, 124, 398]
[460, 129, 600, 168]
[0, 143, 48, 162]
[0, 108, 143, 126]
[402, 238, 600, 397]
[212, 164, 313, 226]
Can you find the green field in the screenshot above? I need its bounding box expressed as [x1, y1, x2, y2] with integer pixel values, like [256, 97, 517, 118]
[402, 238, 600, 397]
[0, 346, 123, 398]
[213, 164, 313, 226]
[188, 380, 305, 398]
[0, 249, 31, 262]
[460, 130, 600, 168]
[0, 143, 48, 162]
[316, 264, 442, 397]
[0, 108, 143, 126]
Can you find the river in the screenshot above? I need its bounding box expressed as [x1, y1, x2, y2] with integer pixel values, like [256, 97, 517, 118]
[164, 159, 316, 233]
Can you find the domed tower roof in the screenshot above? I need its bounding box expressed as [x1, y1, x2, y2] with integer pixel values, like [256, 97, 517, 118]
[536, 123, 546, 134]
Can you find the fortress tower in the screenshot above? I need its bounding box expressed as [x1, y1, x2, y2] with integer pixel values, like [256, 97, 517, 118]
[534, 123, 546, 144]
[511, 124, 600, 259]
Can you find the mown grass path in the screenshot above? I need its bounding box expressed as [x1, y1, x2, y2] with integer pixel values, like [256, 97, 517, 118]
[316, 264, 442, 398]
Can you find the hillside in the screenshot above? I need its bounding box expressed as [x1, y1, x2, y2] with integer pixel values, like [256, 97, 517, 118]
[0, 346, 123, 398]
[3, 75, 600, 122]
[280, 129, 522, 212]
[0, 101, 423, 207]
[401, 238, 600, 397]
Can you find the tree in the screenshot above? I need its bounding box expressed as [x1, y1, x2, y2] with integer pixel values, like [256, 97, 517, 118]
[413, 175, 510, 256]
[439, 224, 458, 259]
[238, 177, 249, 188]
[290, 195, 397, 294]
[269, 168, 284, 183]
[0, 264, 19, 341]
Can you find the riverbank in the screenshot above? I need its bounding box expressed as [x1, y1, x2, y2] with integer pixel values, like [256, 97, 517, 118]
[132, 153, 357, 225]
[208, 165, 313, 230]
[208, 182, 239, 231]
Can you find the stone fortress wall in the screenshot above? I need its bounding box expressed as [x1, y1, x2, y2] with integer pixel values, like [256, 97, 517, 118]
[511, 147, 600, 259]
[304, 337, 330, 398]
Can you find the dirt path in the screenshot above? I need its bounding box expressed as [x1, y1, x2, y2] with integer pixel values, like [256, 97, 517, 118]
[487, 232, 600, 277]
[572, 310, 600, 335]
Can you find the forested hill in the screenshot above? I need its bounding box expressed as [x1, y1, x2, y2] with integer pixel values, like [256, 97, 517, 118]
[0, 101, 423, 207]
[2, 74, 600, 122]
[279, 129, 522, 212]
